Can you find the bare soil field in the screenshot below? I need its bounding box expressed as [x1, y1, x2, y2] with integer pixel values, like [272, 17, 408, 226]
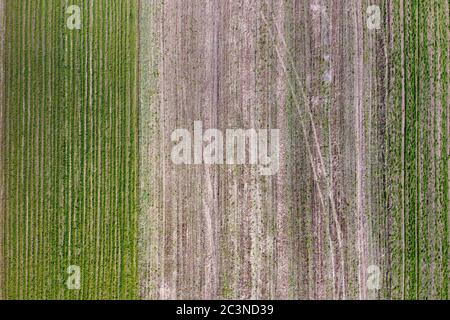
[0, 0, 448, 300]
[0, 0, 4, 301]
[139, 0, 449, 299]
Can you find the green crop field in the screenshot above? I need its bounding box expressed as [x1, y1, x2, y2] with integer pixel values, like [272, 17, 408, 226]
[137, 0, 448, 300]
[2, 0, 138, 299]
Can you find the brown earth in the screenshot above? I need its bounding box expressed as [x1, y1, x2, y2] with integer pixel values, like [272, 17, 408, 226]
[139, 0, 378, 299]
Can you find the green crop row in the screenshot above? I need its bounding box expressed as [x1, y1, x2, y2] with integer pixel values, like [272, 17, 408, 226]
[383, 0, 449, 300]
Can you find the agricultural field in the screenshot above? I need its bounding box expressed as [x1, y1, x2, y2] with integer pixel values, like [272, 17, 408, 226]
[138, 0, 449, 300]
[0, 0, 448, 300]
[1, 0, 138, 299]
